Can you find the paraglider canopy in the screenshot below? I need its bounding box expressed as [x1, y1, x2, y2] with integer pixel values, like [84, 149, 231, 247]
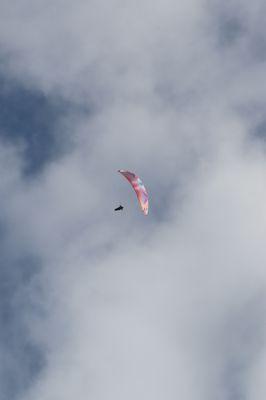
[118, 170, 148, 215]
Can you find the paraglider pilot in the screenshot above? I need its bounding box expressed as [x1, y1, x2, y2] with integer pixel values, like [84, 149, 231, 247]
[114, 205, 124, 211]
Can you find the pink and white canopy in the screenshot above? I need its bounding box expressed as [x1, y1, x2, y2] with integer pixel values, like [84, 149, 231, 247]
[118, 170, 149, 215]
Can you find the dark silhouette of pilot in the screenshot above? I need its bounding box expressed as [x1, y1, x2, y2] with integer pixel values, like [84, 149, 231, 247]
[114, 205, 124, 211]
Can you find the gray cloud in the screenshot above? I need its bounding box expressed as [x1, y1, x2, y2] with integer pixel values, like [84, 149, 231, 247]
[0, 1, 266, 399]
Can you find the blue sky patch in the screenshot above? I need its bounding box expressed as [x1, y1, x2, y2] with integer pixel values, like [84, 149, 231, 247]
[0, 75, 72, 175]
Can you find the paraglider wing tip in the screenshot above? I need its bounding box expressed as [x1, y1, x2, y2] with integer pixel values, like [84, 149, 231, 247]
[143, 204, 149, 215]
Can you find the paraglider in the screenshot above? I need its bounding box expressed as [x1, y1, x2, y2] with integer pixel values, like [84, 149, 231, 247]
[114, 205, 124, 211]
[118, 170, 149, 215]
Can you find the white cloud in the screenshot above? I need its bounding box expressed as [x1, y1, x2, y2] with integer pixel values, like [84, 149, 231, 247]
[0, 0, 266, 399]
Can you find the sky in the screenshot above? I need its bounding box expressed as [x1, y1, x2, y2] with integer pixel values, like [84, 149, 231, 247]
[0, 0, 266, 399]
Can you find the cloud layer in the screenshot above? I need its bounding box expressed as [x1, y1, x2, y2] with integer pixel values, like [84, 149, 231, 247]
[0, 1, 266, 399]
